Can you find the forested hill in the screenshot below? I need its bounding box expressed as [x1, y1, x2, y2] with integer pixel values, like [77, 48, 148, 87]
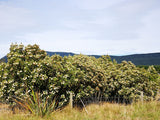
[110, 53, 160, 65]
[47, 51, 75, 57]
[1, 52, 160, 65]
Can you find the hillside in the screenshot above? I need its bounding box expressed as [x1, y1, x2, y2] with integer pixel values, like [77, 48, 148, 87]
[110, 53, 160, 65]
[1, 52, 160, 65]
[47, 52, 160, 65]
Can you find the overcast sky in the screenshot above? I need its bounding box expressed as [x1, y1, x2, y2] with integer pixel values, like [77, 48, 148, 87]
[0, 0, 160, 58]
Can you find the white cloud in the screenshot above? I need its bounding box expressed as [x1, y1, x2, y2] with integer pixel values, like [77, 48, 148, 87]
[75, 0, 125, 10]
[14, 30, 142, 55]
[0, 4, 36, 33]
[0, 0, 160, 58]
[139, 8, 160, 41]
[0, 43, 10, 58]
[135, 8, 160, 53]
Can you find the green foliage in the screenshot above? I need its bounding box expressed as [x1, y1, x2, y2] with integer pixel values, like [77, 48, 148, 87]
[0, 43, 159, 106]
[138, 65, 160, 73]
[13, 90, 58, 118]
[0, 44, 47, 102]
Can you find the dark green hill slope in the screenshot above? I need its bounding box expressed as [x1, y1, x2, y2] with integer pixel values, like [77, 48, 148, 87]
[110, 53, 160, 65]
[1, 52, 160, 65]
[47, 51, 75, 57]
[0, 56, 7, 63]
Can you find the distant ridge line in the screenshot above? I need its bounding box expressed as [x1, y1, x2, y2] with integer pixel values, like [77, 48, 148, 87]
[1, 52, 160, 65]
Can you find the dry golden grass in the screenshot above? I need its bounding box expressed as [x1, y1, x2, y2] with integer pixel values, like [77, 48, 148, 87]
[51, 101, 160, 120]
[0, 101, 159, 120]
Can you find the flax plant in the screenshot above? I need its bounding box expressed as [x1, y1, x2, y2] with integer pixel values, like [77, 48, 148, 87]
[13, 90, 57, 118]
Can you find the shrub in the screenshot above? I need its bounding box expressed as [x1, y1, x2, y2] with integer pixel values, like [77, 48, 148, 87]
[0, 43, 159, 105]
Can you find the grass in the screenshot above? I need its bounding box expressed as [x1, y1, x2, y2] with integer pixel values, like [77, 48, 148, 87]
[0, 101, 160, 120]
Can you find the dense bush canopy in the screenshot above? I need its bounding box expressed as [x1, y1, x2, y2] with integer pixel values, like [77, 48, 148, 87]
[0, 44, 159, 104]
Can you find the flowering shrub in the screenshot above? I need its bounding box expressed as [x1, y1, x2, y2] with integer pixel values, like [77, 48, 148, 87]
[0, 44, 159, 104]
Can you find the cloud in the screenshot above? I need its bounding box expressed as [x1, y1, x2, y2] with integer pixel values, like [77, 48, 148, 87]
[0, 4, 35, 32]
[139, 8, 160, 40]
[14, 30, 143, 55]
[0, 0, 160, 58]
[59, 0, 160, 41]
[136, 7, 160, 53]
[75, 0, 125, 10]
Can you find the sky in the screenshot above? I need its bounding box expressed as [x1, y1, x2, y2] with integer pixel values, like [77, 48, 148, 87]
[0, 0, 160, 58]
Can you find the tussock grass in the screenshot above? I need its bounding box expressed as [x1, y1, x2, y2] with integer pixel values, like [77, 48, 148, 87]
[0, 101, 160, 120]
